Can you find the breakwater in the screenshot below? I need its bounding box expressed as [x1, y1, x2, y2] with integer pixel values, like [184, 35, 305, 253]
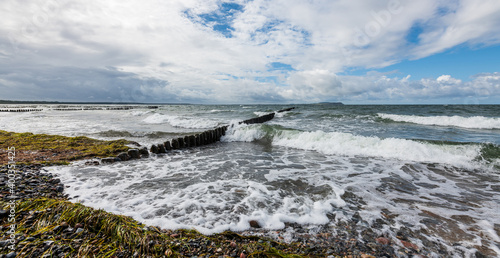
[0, 106, 159, 112]
[101, 107, 295, 163]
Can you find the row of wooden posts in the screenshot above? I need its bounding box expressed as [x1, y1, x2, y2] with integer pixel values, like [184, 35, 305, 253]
[0, 106, 159, 112]
[147, 107, 294, 154]
[102, 126, 230, 163]
[100, 107, 294, 164]
[150, 126, 229, 154]
[0, 109, 43, 112]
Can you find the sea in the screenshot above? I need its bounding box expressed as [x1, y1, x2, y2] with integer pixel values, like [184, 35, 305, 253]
[1, 104, 499, 257]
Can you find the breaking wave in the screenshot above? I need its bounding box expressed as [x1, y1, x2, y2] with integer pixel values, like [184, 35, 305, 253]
[378, 113, 500, 129]
[143, 113, 219, 129]
[222, 124, 497, 168]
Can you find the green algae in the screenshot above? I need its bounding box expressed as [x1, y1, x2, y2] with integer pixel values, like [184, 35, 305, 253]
[1, 198, 322, 257]
[0, 130, 131, 165]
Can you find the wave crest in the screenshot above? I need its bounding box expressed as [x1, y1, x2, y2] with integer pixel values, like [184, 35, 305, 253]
[143, 113, 219, 129]
[378, 113, 500, 129]
[222, 124, 486, 167]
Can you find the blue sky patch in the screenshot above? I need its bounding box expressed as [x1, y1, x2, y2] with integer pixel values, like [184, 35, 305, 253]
[345, 44, 500, 80]
[268, 62, 294, 72]
[187, 2, 244, 38]
[405, 22, 424, 44]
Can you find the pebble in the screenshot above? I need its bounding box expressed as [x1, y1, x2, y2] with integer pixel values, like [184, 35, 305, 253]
[101, 157, 116, 163]
[56, 185, 64, 192]
[0, 210, 8, 219]
[400, 240, 419, 250]
[0, 165, 67, 202]
[376, 237, 390, 245]
[128, 149, 140, 159]
[117, 152, 130, 161]
[5, 252, 17, 258]
[249, 220, 261, 228]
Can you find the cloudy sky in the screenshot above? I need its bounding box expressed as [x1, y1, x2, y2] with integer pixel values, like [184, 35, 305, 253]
[1, 0, 500, 104]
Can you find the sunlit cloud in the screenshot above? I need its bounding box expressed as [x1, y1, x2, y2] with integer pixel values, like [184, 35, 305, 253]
[0, 0, 499, 103]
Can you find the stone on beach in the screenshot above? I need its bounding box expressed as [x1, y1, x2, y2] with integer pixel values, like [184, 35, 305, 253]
[249, 220, 261, 228]
[376, 237, 390, 245]
[101, 157, 116, 163]
[5, 252, 16, 258]
[0, 209, 8, 219]
[400, 240, 419, 250]
[139, 147, 149, 157]
[117, 152, 130, 161]
[128, 149, 140, 159]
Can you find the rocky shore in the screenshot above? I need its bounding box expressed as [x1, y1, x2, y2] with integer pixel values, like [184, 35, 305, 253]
[0, 130, 479, 257]
[0, 164, 404, 257]
[1, 163, 494, 257]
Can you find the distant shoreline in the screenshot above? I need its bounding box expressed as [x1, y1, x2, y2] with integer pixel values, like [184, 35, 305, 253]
[0, 99, 190, 105]
[2, 99, 499, 105]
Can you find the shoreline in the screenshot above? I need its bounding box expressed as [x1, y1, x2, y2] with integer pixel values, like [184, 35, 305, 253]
[0, 165, 396, 257]
[0, 130, 470, 257]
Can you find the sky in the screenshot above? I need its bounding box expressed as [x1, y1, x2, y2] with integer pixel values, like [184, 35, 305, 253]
[1, 0, 500, 104]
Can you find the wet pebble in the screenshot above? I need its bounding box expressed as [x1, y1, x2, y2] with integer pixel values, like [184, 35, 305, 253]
[5, 252, 17, 258]
[1, 165, 67, 202]
[376, 237, 390, 245]
[249, 220, 261, 228]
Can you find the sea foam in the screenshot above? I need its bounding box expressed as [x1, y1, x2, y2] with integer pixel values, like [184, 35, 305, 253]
[378, 113, 500, 129]
[222, 124, 482, 168]
[143, 113, 219, 129]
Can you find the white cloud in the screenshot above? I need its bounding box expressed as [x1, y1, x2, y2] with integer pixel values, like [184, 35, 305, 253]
[285, 70, 342, 101]
[436, 75, 462, 84]
[0, 0, 499, 103]
[412, 0, 500, 58]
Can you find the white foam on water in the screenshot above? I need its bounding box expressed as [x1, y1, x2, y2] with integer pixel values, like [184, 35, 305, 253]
[49, 153, 348, 235]
[209, 109, 227, 113]
[222, 125, 482, 168]
[48, 141, 500, 257]
[143, 113, 219, 129]
[222, 124, 265, 142]
[378, 113, 500, 129]
[253, 111, 287, 118]
[274, 130, 480, 167]
[0, 110, 109, 136]
[253, 111, 270, 117]
[130, 110, 151, 116]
